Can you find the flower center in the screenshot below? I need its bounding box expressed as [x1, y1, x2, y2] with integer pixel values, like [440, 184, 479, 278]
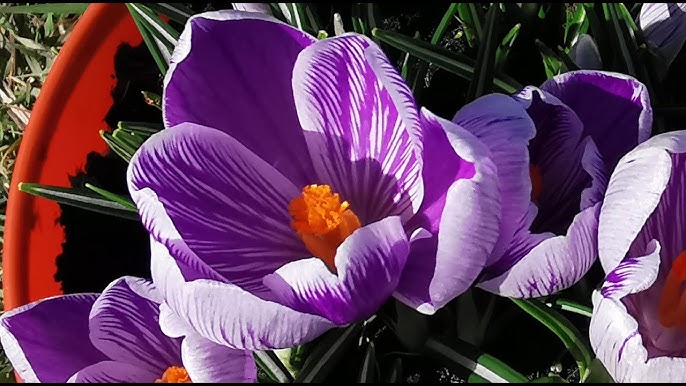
[658, 251, 686, 330]
[289, 184, 361, 271]
[155, 366, 190, 383]
[529, 164, 543, 202]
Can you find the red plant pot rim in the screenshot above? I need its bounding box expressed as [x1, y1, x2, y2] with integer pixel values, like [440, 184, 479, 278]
[3, 3, 143, 313]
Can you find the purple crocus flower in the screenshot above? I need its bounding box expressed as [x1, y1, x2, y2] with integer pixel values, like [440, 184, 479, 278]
[126, 10, 526, 347]
[457, 71, 651, 298]
[590, 131, 686, 382]
[0, 276, 256, 383]
[639, 3, 686, 77]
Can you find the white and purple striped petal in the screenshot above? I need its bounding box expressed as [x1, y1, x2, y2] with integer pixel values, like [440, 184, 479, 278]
[640, 3, 686, 73]
[128, 122, 308, 297]
[539, 71, 652, 174]
[454, 93, 536, 264]
[151, 240, 335, 350]
[164, 11, 318, 187]
[265, 216, 409, 324]
[0, 294, 105, 383]
[593, 131, 686, 382]
[395, 109, 500, 314]
[88, 277, 182, 376]
[292, 33, 424, 224]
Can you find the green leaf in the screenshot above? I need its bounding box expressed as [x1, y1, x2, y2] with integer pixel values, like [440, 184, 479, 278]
[456, 3, 484, 46]
[279, 3, 307, 31]
[351, 4, 367, 35]
[288, 345, 308, 372]
[424, 337, 529, 383]
[547, 299, 592, 318]
[530, 375, 569, 383]
[117, 121, 163, 136]
[536, 39, 564, 78]
[18, 183, 139, 221]
[0, 3, 88, 14]
[615, 2, 639, 34]
[129, 3, 179, 46]
[582, 358, 614, 383]
[358, 342, 378, 382]
[511, 298, 594, 380]
[466, 3, 500, 102]
[100, 130, 134, 163]
[143, 3, 195, 24]
[495, 23, 521, 71]
[603, 3, 636, 76]
[432, 4, 460, 45]
[294, 323, 363, 382]
[126, 3, 179, 75]
[564, 4, 588, 48]
[371, 28, 521, 94]
[385, 358, 403, 383]
[85, 183, 137, 211]
[254, 351, 294, 383]
[113, 129, 146, 152]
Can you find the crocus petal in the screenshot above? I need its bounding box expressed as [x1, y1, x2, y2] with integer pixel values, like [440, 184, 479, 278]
[231, 3, 272, 14]
[88, 277, 181, 375]
[479, 202, 600, 298]
[158, 303, 190, 339]
[67, 361, 159, 383]
[182, 334, 257, 383]
[164, 10, 317, 186]
[589, 241, 682, 383]
[264, 216, 409, 325]
[292, 33, 423, 224]
[0, 294, 107, 383]
[513, 86, 590, 233]
[128, 122, 307, 296]
[453, 93, 535, 262]
[540, 70, 652, 174]
[151, 240, 334, 350]
[395, 109, 501, 314]
[640, 3, 686, 69]
[600, 240, 661, 300]
[569, 34, 603, 70]
[598, 134, 681, 273]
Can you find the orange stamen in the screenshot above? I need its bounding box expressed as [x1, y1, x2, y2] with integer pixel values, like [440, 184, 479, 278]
[289, 184, 361, 271]
[530, 164, 543, 202]
[658, 251, 686, 329]
[155, 366, 191, 383]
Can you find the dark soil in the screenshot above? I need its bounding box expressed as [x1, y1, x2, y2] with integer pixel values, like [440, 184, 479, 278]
[54, 42, 162, 294]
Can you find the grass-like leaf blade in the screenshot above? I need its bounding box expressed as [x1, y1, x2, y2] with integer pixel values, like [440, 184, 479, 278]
[142, 3, 195, 24]
[466, 3, 500, 102]
[85, 183, 137, 211]
[424, 337, 528, 383]
[254, 350, 294, 383]
[18, 183, 139, 221]
[511, 298, 594, 380]
[294, 324, 363, 383]
[358, 342, 378, 382]
[371, 28, 521, 94]
[0, 3, 88, 14]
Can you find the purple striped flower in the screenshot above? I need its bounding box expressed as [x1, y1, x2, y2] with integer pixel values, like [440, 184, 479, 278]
[591, 131, 686, 382]
[639, 3, 686, 77]
[0, 277, 255, 383]
[127, 10, 518, 348]
[463, 71, 651, 299]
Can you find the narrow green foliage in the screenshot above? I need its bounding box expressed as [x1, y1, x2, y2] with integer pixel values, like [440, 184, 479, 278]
[18, 183, 138, 220]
